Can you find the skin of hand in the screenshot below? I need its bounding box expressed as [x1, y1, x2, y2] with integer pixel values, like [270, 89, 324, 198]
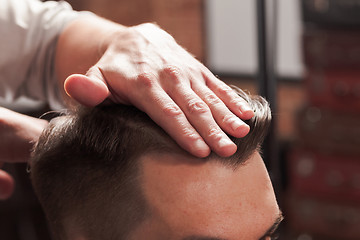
[55, 16, 255, 158]
[0, 107, 48, 200]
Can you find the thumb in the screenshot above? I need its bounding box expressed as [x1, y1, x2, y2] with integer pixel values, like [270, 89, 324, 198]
[0, 169, 14, 200]
[64, 68, 110, 107]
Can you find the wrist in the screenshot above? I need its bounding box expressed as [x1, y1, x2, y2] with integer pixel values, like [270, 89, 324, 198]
[55, 15, 127, 99]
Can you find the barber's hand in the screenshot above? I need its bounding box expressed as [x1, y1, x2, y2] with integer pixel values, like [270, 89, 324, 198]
[0, 107, 48, 199]
[64, 23, 254, 158]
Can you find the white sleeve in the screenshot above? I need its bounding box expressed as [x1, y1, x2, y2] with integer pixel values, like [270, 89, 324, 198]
[0, 0, 90, 109]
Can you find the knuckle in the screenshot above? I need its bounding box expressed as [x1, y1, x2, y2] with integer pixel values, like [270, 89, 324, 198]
[162, 104, 183, 117]
[229, 98, 241, 106]
[230, 97, 248, 108]
[218, 85, 234, 97]
[164, 65, 181, 76]
[162, 65, 182, 84]
[204, 92, 222, 106]
[186, 99, 209, 114]
[222, 114, 236, 125]
[86, 66, 102, 79]
[207, 128, 223, 141]
[136, 72, 157, 88]
[182, 128, 201, 142]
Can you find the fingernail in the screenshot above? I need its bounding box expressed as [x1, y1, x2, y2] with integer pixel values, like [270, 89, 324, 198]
[242, 104, 253, 113]
[231, 119, 245, 132]
[218, 138, 234, 149]
[193, 139, 210, 157]
[238, 103, 254, 119]
[238, 124, 250, 137]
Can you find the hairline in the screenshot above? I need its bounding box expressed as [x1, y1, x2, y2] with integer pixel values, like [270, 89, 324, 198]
[31, 87, 271, 239]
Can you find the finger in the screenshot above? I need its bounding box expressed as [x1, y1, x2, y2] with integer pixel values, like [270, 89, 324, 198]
[192, 84, 250, 138]
[0, 169, 15, 200]
[170, 87, 237, 157]
[203, 72, 255, 120]
[161, 69, 237, 157]
[130, 74, 211, 158]
[64, 69, 110, 107]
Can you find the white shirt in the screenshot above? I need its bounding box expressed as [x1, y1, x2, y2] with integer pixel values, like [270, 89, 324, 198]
[0, 0, 84, 109]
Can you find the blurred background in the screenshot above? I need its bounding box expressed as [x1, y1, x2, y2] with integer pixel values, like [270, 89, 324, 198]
[1, 0, 360, 239]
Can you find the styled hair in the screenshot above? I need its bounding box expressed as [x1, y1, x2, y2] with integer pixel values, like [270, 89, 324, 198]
[30, 87, 271, 240]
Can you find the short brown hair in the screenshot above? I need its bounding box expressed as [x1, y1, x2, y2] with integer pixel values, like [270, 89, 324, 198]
[30, 87, 271, 240]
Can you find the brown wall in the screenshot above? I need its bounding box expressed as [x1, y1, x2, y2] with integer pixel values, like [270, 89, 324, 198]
[68, 0, 205, 61]
[66, 0, 304, 141]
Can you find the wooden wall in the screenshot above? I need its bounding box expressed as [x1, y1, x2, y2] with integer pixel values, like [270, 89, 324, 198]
[68, 0, 205, 62]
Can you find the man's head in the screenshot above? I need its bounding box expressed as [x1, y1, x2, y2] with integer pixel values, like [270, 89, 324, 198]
[30, 87, 281, 240]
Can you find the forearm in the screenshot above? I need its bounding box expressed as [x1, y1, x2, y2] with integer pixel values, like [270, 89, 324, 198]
[55, 15, 127, 103]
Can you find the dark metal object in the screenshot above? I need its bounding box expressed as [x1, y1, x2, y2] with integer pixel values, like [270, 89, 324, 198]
[256, 0, 281, 193]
